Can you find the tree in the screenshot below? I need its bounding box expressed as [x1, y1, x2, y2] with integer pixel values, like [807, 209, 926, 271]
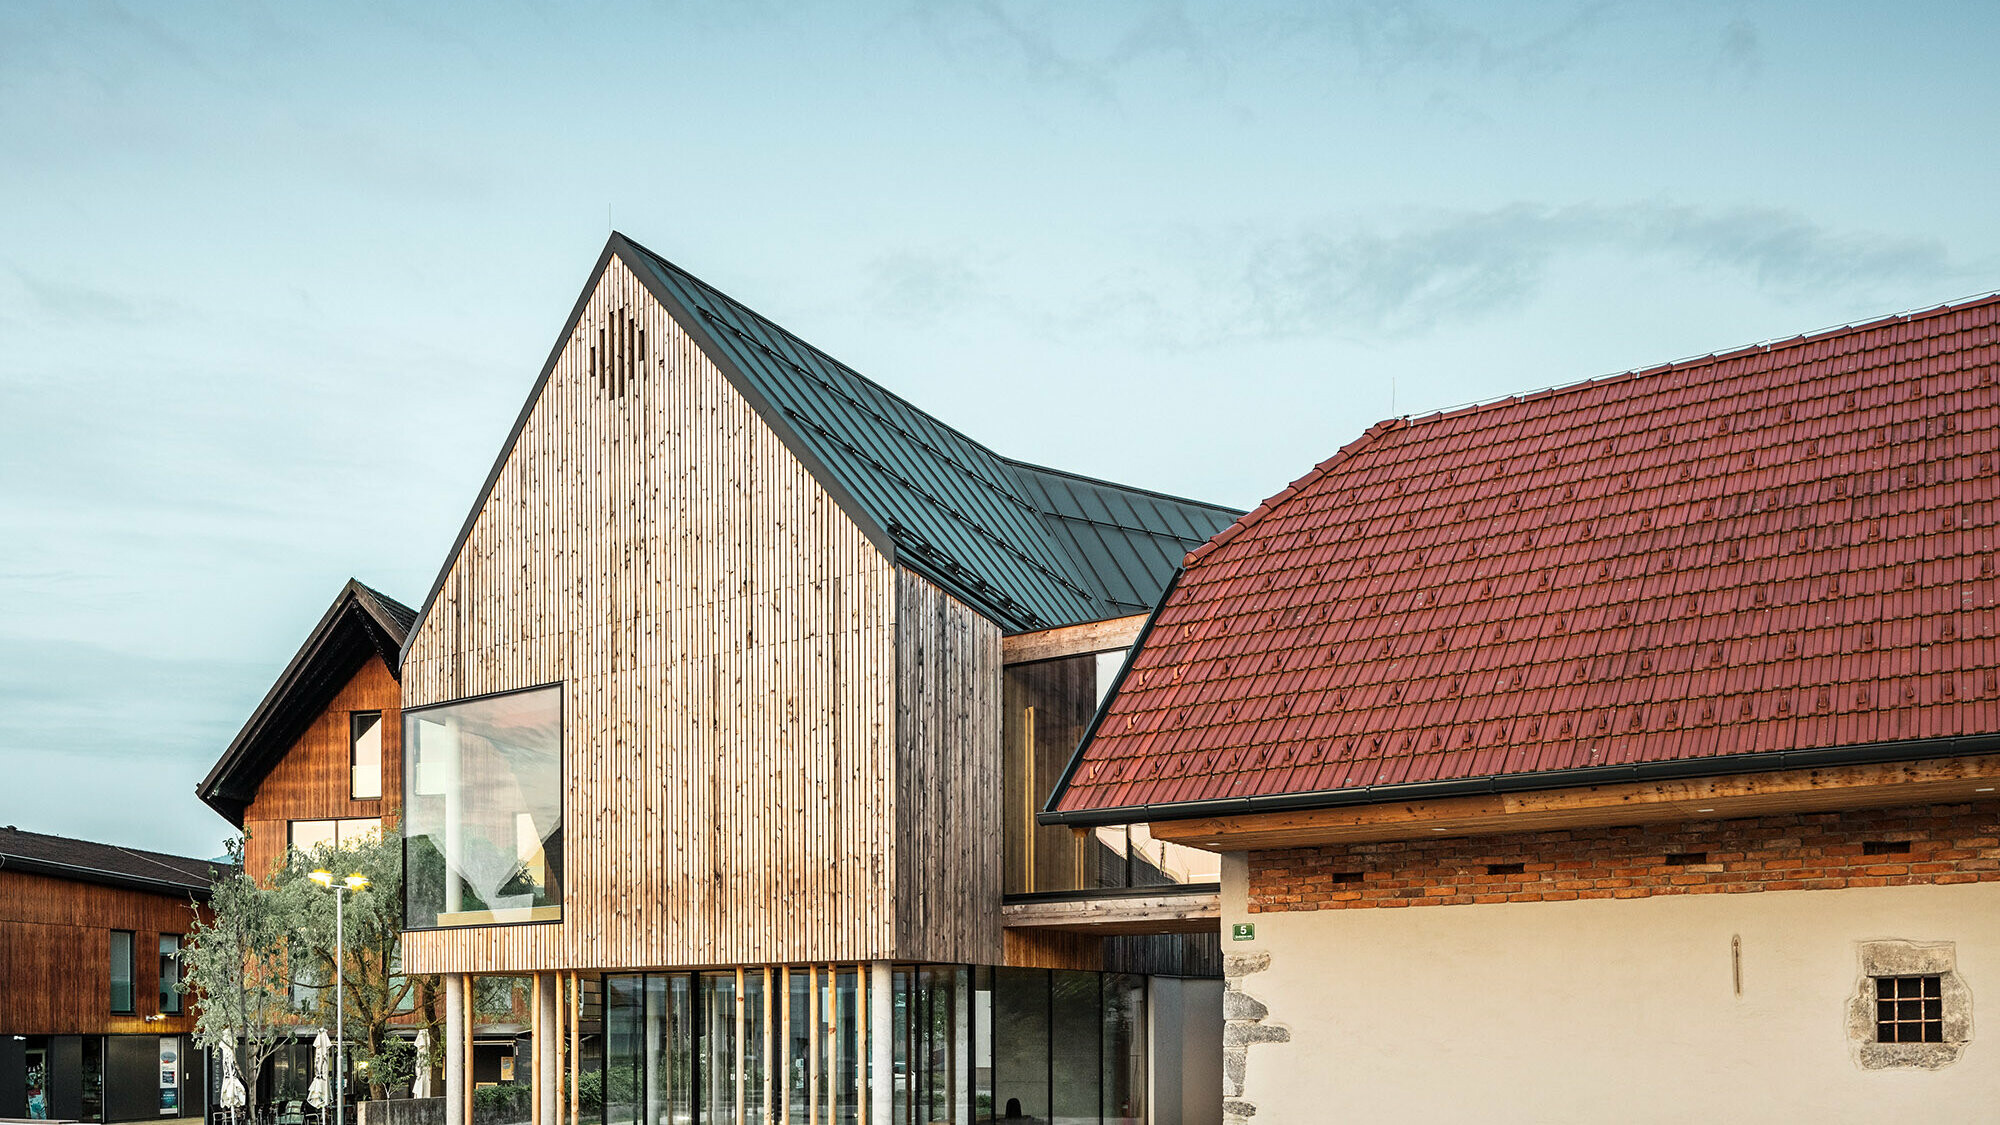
[183, 837, 294, 1125]
[278, 820, 441, 1100]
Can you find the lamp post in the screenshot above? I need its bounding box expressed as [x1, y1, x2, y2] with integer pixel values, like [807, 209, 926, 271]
[309, 871, 369, 1125]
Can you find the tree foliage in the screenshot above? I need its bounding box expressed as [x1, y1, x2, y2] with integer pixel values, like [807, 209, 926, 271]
[277, 819, 441, 1099]
[181, 837, 293, 1125]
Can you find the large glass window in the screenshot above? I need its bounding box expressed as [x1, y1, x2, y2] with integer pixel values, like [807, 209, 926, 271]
[288, 818, 381, 855]
[403, 685, 563, 928]
[351, 712, 383, 800]
[158, 935, 183, 1014]
[1004, 650, 1221, 895]
[108, 932, 134, 1013]
[599, 966, 1140, 1125]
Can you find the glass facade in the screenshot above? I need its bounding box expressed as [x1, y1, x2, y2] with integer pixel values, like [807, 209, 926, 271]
[403, 685, 563, 928]
[1003, 650, 1221, 895]
[605, 968, 863, 1125]
[599, 966, 1142, 1125]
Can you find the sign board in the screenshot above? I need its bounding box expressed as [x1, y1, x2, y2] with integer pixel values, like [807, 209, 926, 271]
[159, 1038, 179, 1114]
[1230, 922, 1256, 941]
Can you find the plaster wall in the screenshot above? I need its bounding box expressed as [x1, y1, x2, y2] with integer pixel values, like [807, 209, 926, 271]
[1218, 853, 1999, 1124]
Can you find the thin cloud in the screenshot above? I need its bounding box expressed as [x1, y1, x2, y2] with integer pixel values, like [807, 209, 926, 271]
[1236, 203, 1953, 338]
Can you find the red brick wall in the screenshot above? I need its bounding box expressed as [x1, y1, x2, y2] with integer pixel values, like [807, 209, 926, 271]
[1248, 800, 2000, 913]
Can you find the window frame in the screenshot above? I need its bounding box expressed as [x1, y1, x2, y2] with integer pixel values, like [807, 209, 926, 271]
[1873, 974, 1945, 1044]
[108, 930, 135, 1014]
[400, 682, 565, 931]
[158, 934, 184, 1015]
[350, 710, 384, 801]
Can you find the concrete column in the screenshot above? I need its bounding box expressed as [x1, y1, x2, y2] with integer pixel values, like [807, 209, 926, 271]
[444, 975, 466, 1125]
[537, 973, 560, 1125]
[869, 962, 893, 1123]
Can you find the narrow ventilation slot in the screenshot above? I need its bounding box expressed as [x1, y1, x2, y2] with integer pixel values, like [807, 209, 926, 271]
[1664, 852, 1708, 866]
[1328, 871, 1365, 884]
[1484, 862, 1526, 876]
[590, 308, 646, 399]
[1862, 840, 1912, 856]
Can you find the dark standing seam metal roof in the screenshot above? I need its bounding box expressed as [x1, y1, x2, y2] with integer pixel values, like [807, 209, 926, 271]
[1050, 291, 2000, 823]
[0, 825, 224, 899]
[197, 579, 414, 826]
[1003, 457, 1243, 618]
[623, 241, 1237, 630]
[401, 234, 1241, 646]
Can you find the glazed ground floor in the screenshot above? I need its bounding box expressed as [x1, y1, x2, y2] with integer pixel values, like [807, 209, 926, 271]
[0, 1033, 205, 1123]
[1218, 846, 2000, 1124]
[439, 964, 1222, 1125]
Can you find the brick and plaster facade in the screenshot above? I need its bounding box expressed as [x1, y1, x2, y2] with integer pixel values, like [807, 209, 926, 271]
[1050, 294, 2000, 1123]
[1248, 800, 2000, 912]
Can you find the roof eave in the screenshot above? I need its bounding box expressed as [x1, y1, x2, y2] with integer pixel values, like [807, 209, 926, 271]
[1040, 732, 2000, 828]
[198, 579, 410, 825]
[0, 854, 218, 902]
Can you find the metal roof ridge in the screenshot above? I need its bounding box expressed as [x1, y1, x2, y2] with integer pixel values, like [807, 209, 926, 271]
[621, 235, 1032, 475]
[997, 454, 1248, 515]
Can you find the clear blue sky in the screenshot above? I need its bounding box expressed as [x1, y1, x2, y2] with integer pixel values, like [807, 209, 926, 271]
[4, 1, 1996, 857]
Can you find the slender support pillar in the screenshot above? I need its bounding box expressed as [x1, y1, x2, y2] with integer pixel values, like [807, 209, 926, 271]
[537, 973, 561, 1125]
[445, 975, 466, 1125]
[869, 962, 892, 1124]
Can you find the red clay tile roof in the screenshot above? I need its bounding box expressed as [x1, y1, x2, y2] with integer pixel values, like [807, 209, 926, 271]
[1051, 294, 2000, 819]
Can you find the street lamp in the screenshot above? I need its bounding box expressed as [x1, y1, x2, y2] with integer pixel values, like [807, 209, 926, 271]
[309, 871, 368, 1125]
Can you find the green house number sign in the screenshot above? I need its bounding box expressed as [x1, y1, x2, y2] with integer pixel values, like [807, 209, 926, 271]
[1231, 923, 1256, 941]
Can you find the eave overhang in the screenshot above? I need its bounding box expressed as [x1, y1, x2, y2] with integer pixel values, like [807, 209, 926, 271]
[197, 579, 411, 826]
[0, 853, 219, 902]
[1043, 737, 2000, 851]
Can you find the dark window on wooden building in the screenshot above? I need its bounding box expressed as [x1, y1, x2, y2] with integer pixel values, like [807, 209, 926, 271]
[108, 931, 134, 1013]
[158, 934, 183, 1014]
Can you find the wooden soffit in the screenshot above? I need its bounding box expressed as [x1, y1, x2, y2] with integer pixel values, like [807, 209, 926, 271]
[1147, 756, 2000, 852]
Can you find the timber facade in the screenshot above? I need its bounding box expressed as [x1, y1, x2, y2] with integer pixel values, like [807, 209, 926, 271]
[224, 236, 1240, 1125]
[0, 828, 217, 1123]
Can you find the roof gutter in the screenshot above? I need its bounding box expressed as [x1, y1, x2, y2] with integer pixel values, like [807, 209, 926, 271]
[1038, 732, 2000, 829]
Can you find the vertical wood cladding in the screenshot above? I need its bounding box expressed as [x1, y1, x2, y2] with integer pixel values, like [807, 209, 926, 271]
[240, 654, 402, 883]
[893, 569, 1003, 965]
[0, 870, 202, 1035]
[401, 258, 942, 974]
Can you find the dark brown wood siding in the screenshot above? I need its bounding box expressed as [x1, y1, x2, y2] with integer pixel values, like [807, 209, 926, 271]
[0, 869, 203, 1035]
[240, 653, 402, 883]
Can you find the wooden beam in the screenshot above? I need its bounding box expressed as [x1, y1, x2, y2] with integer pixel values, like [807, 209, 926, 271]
[1000, 892, 1220, 935]
[1002, 614, 1147, 664]
[1147, 756, 2000, 851]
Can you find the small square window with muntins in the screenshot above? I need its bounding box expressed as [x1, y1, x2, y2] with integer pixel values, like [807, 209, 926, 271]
[1874, 975, 1944, 1043]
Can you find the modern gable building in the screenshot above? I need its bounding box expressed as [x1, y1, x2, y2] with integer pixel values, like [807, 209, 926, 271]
[1049, 296, 2000, 1122]
[395, 235, 1241, 1125]
[199, 579, 415, 884]
[0, 828, 219, 1122]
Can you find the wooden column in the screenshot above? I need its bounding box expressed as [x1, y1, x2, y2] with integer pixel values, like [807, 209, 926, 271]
[569, 973, 581, 1125]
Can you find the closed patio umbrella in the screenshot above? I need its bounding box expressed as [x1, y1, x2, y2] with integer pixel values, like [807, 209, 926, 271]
[217, 1031, 248, 1120]
[307, 1030, 333, 1114]
[411, 1030, 432, 1099]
